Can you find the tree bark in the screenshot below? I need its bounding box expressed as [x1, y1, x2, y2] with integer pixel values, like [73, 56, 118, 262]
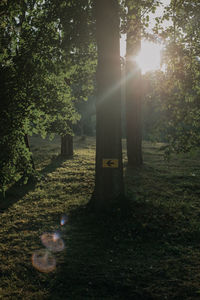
[125, 6, 143, 167]
[92, 0, 124, 211]
[61, 134, 73, 158]
[24, 134, 35, 170]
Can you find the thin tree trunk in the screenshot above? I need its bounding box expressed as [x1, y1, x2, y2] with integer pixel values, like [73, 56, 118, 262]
[24, 134, 35, 170]
[125, 61, 143, 166]
[125, 6, 143, 167]
[61, 134, 73, 158]
[91, 0, 124, 212]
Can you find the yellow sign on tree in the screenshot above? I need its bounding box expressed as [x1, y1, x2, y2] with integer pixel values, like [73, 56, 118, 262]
[102, 159, 119, 168]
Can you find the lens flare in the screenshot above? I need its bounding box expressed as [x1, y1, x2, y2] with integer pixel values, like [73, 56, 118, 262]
[41, 232, 65, 252]
[52, 231, 60, 241]
[32, 249, 56, 273]
[60, 214, 68, 226]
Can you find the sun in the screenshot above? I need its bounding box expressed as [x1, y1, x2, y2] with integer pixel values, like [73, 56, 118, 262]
[134, 41, 162, 74]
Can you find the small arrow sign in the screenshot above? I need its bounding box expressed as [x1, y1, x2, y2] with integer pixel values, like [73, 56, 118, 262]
[102, 159, 119, 168]
[106, 160, 114, 167]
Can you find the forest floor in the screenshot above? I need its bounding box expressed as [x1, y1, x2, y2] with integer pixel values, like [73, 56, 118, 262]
[1, 136, 200, 299]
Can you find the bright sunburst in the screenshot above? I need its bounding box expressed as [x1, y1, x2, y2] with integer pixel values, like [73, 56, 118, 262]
[134, 41, 162, 74]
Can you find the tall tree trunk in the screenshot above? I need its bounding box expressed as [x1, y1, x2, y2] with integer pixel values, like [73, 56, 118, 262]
[91, 0, 124, 211]
[61, 134, 73, 158]
[125, 6, 143, 167]
[24, 134, 35, 170]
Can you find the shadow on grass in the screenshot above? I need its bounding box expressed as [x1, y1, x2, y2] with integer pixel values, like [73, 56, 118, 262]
[0, 177, 37, 213]
[0, 155, 72, 213]
[47, 201, 171, 300]
[40, 155, 73, 176]
[47, 163, 200, 300]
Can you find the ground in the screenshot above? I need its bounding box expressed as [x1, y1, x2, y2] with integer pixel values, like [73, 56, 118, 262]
[1, 136, 200, 299]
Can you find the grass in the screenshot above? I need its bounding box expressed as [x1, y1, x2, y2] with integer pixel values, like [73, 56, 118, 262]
[1, 136, 200, 299]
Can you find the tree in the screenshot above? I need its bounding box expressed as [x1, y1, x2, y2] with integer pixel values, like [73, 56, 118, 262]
[121, 0, 160, 167]
[61, 134, 73, 157]
[125, 1, 143, 167]
[147, 0, 200, 154]
[54, 0, 96, 157]
[91, 0, 124, 211]
[0, 0, 81, 192]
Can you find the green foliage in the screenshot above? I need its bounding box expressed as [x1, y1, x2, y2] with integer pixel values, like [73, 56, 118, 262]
[0, 0, 96, 192]
[120, 0, 161, 39]
[143, 0, 200, 155]
[0, 0, 61, 190]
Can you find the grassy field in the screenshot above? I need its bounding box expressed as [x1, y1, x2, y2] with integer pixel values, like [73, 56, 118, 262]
[1, 136, 200, 299]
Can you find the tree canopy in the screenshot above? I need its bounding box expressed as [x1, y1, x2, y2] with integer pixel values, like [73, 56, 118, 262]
[0, 0, 95, 193]
[143, 0, 200, 154]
